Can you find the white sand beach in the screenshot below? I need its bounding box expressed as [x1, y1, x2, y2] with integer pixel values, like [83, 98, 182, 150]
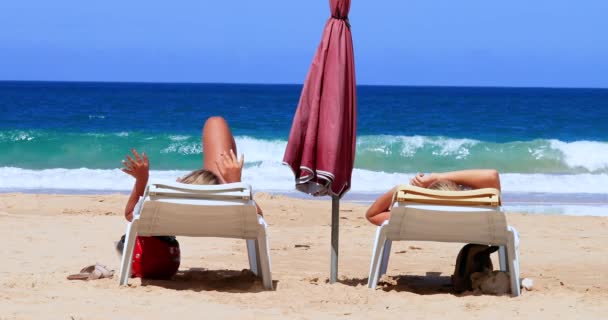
[0, 192, 606, 319]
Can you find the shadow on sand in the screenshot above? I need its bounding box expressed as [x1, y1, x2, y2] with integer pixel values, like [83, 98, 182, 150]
[141, 268, 278, 293]
[338, 272, 454, 295]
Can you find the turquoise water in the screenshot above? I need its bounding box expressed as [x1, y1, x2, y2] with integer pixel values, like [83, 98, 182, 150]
[0, 129, 606, 174]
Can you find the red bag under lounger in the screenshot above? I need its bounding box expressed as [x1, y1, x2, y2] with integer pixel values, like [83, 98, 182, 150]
[131, 236, 180, 279]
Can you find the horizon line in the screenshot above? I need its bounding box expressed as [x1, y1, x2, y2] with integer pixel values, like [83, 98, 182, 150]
[1, 79, 607, 91]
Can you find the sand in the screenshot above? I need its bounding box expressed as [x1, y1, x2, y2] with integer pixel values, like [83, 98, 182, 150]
[0, 192, 606, 319]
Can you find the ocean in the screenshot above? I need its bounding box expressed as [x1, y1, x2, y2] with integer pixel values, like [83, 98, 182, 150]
[1, 81, 607, 215]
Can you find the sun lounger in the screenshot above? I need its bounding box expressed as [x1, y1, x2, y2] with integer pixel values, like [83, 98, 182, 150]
[118, 181, 273, 289]
[367, 185, 520, 296]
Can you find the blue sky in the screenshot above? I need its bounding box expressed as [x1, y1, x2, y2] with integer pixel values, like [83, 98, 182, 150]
[1, 0, 607, 87]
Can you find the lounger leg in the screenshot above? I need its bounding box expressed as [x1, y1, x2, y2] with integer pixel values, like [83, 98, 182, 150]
[119, 221, 138, 286]
[246, 239, 259, 276]
[379, 240, 392, 278]
[368, 225, 388, 289]
[507, 226, 521, 297]
[498, 246, 508, 272]
[256, 230, 273, 290]
[255, 239, 262, 276]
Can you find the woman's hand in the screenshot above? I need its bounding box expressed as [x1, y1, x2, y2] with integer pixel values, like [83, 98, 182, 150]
[122, 149, 149, 222]
[409, 172, 438, 188]
[121, 149, 149, 181]
[215, 149, 244, 183]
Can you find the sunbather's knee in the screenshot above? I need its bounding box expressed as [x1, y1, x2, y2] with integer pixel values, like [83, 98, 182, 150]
[365, 208, 373, 222]
[203, 116, 228, 130]
[203, 116, 228, 128]
[366, 207, 390, 226]
[365, 208, 379, 225]
[202, 116, 231, 138]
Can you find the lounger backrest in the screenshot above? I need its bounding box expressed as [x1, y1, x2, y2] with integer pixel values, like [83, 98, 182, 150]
[387, 185, 508, 245]
[134, 182, 260, 239]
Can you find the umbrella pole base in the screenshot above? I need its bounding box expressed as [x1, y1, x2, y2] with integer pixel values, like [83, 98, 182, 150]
[330, 196, 339, 283]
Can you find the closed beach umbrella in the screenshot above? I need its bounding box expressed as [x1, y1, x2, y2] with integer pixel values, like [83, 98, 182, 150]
[283, 0, 356, 283]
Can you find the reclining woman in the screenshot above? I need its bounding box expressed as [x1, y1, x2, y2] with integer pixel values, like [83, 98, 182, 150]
[119, 116, 262, 279]
[365, 169, 501, 226]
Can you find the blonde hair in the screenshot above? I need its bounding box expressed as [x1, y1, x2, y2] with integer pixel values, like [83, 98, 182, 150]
[179, 169, 220, 185]
[428, 180, 462, 191]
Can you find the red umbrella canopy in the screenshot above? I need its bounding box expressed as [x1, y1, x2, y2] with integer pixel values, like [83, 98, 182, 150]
[283, 0, 357, 198]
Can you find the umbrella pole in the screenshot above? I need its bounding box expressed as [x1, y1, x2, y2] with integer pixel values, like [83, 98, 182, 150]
[330, 195, 339, 283]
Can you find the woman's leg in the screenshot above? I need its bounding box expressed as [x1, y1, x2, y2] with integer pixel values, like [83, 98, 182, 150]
[202, 116, 237, 177]
[365, 187, 396, 226]
[202, 116, 261, 214]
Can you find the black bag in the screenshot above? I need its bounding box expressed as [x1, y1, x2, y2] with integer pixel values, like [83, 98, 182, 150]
[451, 244, 498, 292]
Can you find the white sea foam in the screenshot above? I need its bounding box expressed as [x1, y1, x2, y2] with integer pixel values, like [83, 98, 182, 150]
[229, 135, 608, 172]
[235, 136, 288, 163]
[0, 131, 36, 142]
[503, 204, 608, 217]
[156, 136, 286, 161]
[15, 133, 34, 141]
[356, 135, 479, 159]
[2, 166, 608, 195]
[0, 167, 187, 192]
[398, 135, 426, 157]
[169, 135, 190, 141]
[428, 137, 478, 159]
[549, 140, 608, 172]
[500, 173, 608, 193]
[2, 166, 607, 216]
[351, 171, 608, 194]
[161, 142, 201, 155]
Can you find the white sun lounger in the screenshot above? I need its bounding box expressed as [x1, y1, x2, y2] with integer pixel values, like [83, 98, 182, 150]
[367, 185, 520, 297]
[118, 181, 273, 289]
